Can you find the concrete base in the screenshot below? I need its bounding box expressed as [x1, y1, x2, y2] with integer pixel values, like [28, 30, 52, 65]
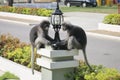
[37, 49, 79, 80]
[41, 68, 74, 80]
[98, 23, 120, 32]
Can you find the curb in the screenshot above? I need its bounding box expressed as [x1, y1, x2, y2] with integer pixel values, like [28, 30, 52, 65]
[98, 23, 120, 33]
[0, 18, 30, 25]
[0, 56, 41, 80]
[86, 32, 120, 41]
[0, 12, 49, 25]
[0, 12, 48, 21]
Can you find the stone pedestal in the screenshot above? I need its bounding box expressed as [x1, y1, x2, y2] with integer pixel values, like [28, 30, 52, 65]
[37, 49, 79, 80]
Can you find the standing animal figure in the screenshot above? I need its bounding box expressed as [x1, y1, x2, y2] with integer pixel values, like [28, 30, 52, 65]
[29, 20, 54, 74]
[61, 22, 93, 71]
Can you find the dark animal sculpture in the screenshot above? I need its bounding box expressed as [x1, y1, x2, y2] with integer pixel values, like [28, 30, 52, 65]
[29, 20, 54, 74]
[60, 22, 93, 71]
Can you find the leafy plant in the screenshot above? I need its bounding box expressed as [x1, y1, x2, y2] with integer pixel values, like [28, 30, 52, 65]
[0, 72, 19, 80]
[111, 14, 120, 25]
[6, 46, 41, 71]
[0, 34, 41, 71]
[30, 8, 38, 15]
[65, 61, 120, 80]
[22, 8, 31, 15]
[7, 46, 30, 64]
[0, 6, 52, 17]
[85, 68, 120, 80]
[37, 8, 52, 16]
[15, 7, 24, 14]
[0, 34, 28, 57]
[103, 14, 120, 25]
[103, 14, 115, 24]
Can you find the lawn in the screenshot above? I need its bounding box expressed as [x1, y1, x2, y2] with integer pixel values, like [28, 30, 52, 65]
[60, 5, 118, 14]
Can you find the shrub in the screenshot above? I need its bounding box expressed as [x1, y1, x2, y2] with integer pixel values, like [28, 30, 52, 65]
[103, 14, 120, 25]
[0, 34, 41, 71]
[30, 8, 38, 15]
[9, 7, 17, 13]
[6, 46, 41, 71]
[111, 14, 120, 25]
[37, 8, 52, 16]
[15, 7, 24, 14]
[0, 6, 52, 17]
[0, 72, 19, 80]
[0, 6, 10, 12]
[0, 34, 28, 57]
[6, 46, 31, 64]
[85, 68, 120, 80]
[65, 61, 120, 80]
[103, 14, 115, 24]
[22, 8, 31, 15]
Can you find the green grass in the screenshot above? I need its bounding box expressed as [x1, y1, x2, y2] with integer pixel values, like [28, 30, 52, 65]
[60, 5, 118, 14]
[0, 72, 19, 80]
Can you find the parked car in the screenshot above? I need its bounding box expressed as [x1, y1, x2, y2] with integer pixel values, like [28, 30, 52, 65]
[64, 0, 97, 7]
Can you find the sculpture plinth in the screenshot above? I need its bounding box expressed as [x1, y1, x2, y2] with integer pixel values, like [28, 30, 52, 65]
[37, 49, 79, 80]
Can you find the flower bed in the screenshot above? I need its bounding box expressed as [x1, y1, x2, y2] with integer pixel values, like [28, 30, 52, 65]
[99, 14, 120, 32]
[0, 6, 52, 17]
[0, 34, 41, 71]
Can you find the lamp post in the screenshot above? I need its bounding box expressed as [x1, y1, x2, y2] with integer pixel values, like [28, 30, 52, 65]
[51, 0, 64, 42]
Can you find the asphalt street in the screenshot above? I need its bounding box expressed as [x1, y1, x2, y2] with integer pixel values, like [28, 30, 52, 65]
[64, 12, 107, 30]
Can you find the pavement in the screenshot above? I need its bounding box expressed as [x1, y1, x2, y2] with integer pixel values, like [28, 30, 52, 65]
[0, 11, 120, 80]
[0, 56, 41, 80]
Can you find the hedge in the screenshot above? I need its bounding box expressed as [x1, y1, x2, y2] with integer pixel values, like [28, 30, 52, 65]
[66, 61, 120, 80]
[0, 34, 41, 71]
[0, 6, 52, 17]
[103, 14, 120, 25]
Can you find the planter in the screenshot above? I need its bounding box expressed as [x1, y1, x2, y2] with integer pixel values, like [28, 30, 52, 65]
[0, 56, 41, 80]
[98, 23, 120, 32]
[37, 49, 79, 80]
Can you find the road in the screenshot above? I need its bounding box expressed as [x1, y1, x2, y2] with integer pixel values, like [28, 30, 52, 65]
[0, 19, 120, 70]
[64, 12, 107, 30]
